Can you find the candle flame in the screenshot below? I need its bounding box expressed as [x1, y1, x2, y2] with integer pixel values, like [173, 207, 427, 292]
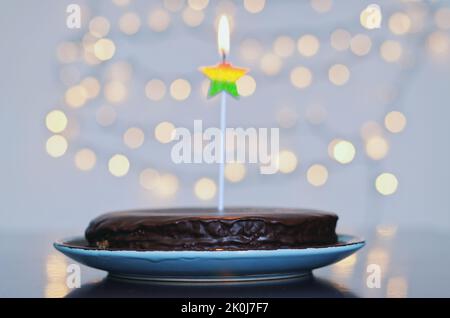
[218, 15, 230, 57]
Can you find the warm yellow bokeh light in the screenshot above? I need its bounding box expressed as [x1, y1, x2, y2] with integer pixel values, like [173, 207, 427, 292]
[225, 162, 246, 183]
[380, 40, 403, 63]
[182, 7, 205, 27]
[375, 173, 398, 195]
[65, 85, 88, 108]
[435, 8, 450, 30]
[107, 61, 133, 82]
[148, 8, 171, 32]
[80, 77, 101, 99]
[188, 0, 209, 10]
[332, 140, 356, 164]
[290, 66, 312, 89]
[145, 79, 166, 101]
[170, 78, 191, 101]
[273, 36, 295, 58]
[104, 81, 127, 103]
[108, 154, 130, 177]
[123, 127, 145, 149]
[154, 173, 179, 198]
[427, 31, 450, 56]
[46, 135, 68, 158]
[94, 38, 116, 61]
[237, 75, 256, 97]
[119, 12, 141, 35]
[310, 0, 332, 13]
[297, 34, 320, 57]
[46, 110, 68, 133]
[259, 53, 282, 76]
[385, 111, 407, 133]
[277, 150, 298, 174]
[365, 136, 389, 160]
[89, 16, 110, 38]
[389, 12, 411, 35]
[307, 164, 328, 187]
[194, 178, 217, 200]
[331, 29, 351, 51]
[74, 148, 96, 171]
[139, 168, 160, 190]
[328, 64, 350, 86]
[350, 34, 372, 56]
[244, 0, 265, 14]
[155, 121, 176, 144]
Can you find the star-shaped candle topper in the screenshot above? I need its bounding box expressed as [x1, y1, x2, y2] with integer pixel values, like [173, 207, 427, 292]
[200, 62, 248, 98]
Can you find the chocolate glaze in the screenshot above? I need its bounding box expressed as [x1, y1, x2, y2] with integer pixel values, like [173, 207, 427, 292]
[85, 207, 338, 251]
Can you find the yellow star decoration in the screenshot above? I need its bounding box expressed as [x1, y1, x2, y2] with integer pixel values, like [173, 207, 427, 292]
[200, 63, 248, 98]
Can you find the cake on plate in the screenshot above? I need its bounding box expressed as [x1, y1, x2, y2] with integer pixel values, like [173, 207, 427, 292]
[85, 208, 338, 251]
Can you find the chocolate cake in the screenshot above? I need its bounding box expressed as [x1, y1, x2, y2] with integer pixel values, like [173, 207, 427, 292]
[85, 208, 338, 251]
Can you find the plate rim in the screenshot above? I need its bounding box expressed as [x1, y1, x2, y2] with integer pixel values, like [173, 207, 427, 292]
[54, 233, 365, 254]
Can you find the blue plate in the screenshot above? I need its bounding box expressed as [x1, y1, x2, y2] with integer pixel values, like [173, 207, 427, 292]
[54, 235, 365, 282]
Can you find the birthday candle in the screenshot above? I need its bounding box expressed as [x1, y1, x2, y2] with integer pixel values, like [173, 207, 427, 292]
[200, 15, 249, 212]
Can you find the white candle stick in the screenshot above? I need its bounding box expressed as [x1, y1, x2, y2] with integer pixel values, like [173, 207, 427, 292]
[218, 91, 227, 213]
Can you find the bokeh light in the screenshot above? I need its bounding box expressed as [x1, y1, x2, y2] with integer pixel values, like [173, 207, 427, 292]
[104, 81, 127, 103]
[236, 75, 256, 97]
[170, 78, 191, 101]
[307, 164, 328, 187]
[182, 7, 205, 27]
[328, 64, 350, 86]
[74, 148, 96, 171]
[244, 0, 266, 14]
[225, 162, 246, 183]
[108, 154, 130, 177]
[123, 127, 145, 149]
[89, 16, 110, 38]
[310, 0, 332, 13]
[46, 135, 68, 158]
[154, 173, 179, 198]
[65, 85, 88, 108]
[384, 111, 407, 133]
[375, 173, 398, 195]
[330, 29, 351, 51]
[46, 110, 68, 133]
[93, 38, 116, 61]
[155, 121, 176, 144]
[188, 0, 209, 11]
[273, 36, 295, 58]
[277, 150, 298, 174]
[380, 40, 403, 63]
[332, 140, 356, 164]
[389, 12, 411, 35]
[365, 136, 389, 160]
[80, 77, 101, 99]
[139, 168, 160, 191]
[360, 4, 382, 30]
[350, 34, 372, 56]
[119, 12, 141, 35]
[297, 34, 320, 57]
[435, 7, 450, 30]
[290, 66, 312, 89]
[259, 53, 282, 76]
[164, 0, 185, 12]
[194, 177, 217, 200]
[148, 8, 171, 32]
[145, 79, 166, 101]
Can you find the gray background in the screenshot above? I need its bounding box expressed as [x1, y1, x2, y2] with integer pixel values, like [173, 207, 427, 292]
[1, 0, 449, 234]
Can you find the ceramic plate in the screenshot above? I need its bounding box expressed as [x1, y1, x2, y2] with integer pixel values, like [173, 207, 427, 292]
[54, 234, 365, 282]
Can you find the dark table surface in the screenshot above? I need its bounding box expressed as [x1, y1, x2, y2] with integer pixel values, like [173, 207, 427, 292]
[1, 228, 449, 298]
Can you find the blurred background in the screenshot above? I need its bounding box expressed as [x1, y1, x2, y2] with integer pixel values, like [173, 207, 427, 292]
[1, 0, 449, 235]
